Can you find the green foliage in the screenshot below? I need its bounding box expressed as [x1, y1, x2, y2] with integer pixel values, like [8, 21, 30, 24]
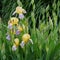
[0, 0, 60, 60]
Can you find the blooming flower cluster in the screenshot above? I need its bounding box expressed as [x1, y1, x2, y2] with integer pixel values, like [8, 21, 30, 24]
[6, 6, 33, 51]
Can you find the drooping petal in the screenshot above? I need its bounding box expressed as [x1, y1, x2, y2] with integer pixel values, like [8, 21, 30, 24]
[19, 14, 24, 19]
[12, 45, 17, 51]
[29, 39, 33, 44]
[6, 35, 10, 40]
[8, 24, 12, 29]
[16, 30, 20, 35]
[12, 11, 16, 15]
[22, 9, 27, 13]
[20, 41, 25, 48]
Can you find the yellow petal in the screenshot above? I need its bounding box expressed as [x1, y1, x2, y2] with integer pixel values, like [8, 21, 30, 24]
[14, 38, 19, 46]
[17, 25, 23, 32]
[16, 6, 23, 14]
[15, 6, 26, 14]
[22, 34, 30, 43]
[10, 17, 19, 25]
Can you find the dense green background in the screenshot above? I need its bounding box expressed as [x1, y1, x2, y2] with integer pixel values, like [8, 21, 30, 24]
[0, 0, 60, 60]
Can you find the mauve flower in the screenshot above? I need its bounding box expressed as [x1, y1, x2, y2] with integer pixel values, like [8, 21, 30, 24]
[12, 45, 17, 51]
[8, 24, 12, 29]
[6, 35, 10, 40]
[20, 41, 25, 48]
[16, 30, 20, 35]
[19, 14, 24, 19]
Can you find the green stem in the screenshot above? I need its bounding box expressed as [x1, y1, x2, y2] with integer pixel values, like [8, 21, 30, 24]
[31, 0, 36, 31]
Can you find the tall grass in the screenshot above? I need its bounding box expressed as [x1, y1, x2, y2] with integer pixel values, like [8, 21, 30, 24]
[0, 0, 60, 60]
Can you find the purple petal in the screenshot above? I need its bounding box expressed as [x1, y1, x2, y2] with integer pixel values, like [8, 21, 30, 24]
[20, 41, 25, 48]
[6, 35, 10, 40]
[16, 30, 20, 35]
[12, 45, 17, 51]
[8, 24, 12, 29]
[19, 14, 24, 19]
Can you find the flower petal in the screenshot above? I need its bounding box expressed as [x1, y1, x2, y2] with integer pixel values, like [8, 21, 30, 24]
[6, 35, 10, 40]
[20, 41, 25, 48]
[19, 14, 24, 19]
[16, 30, 20, 35]
[8, 24, 12, 29]
[29, 39, 33, 44]
[12, 11, 16, 15]
[12, 45, 17, 51]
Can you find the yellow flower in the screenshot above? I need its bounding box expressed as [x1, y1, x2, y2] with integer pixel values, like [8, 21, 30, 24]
[22, 34, 30, 43]
[15, 6, 26, 14]
[14, 38, 19, 46]
[8, 17, 19, 25]
[17, 25, 23, 32]
[11, 17, 19, 25]
[20, 34, 33, 48]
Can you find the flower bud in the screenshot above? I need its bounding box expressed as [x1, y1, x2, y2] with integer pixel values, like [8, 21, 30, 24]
[14, 38, 19, 46]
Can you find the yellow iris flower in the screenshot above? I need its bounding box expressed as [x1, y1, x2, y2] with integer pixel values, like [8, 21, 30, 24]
[20, 34, 33, 48]
[22, 34, 30, 43]
[8, 17, 19, 25]
[15, 6, 26, 14]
